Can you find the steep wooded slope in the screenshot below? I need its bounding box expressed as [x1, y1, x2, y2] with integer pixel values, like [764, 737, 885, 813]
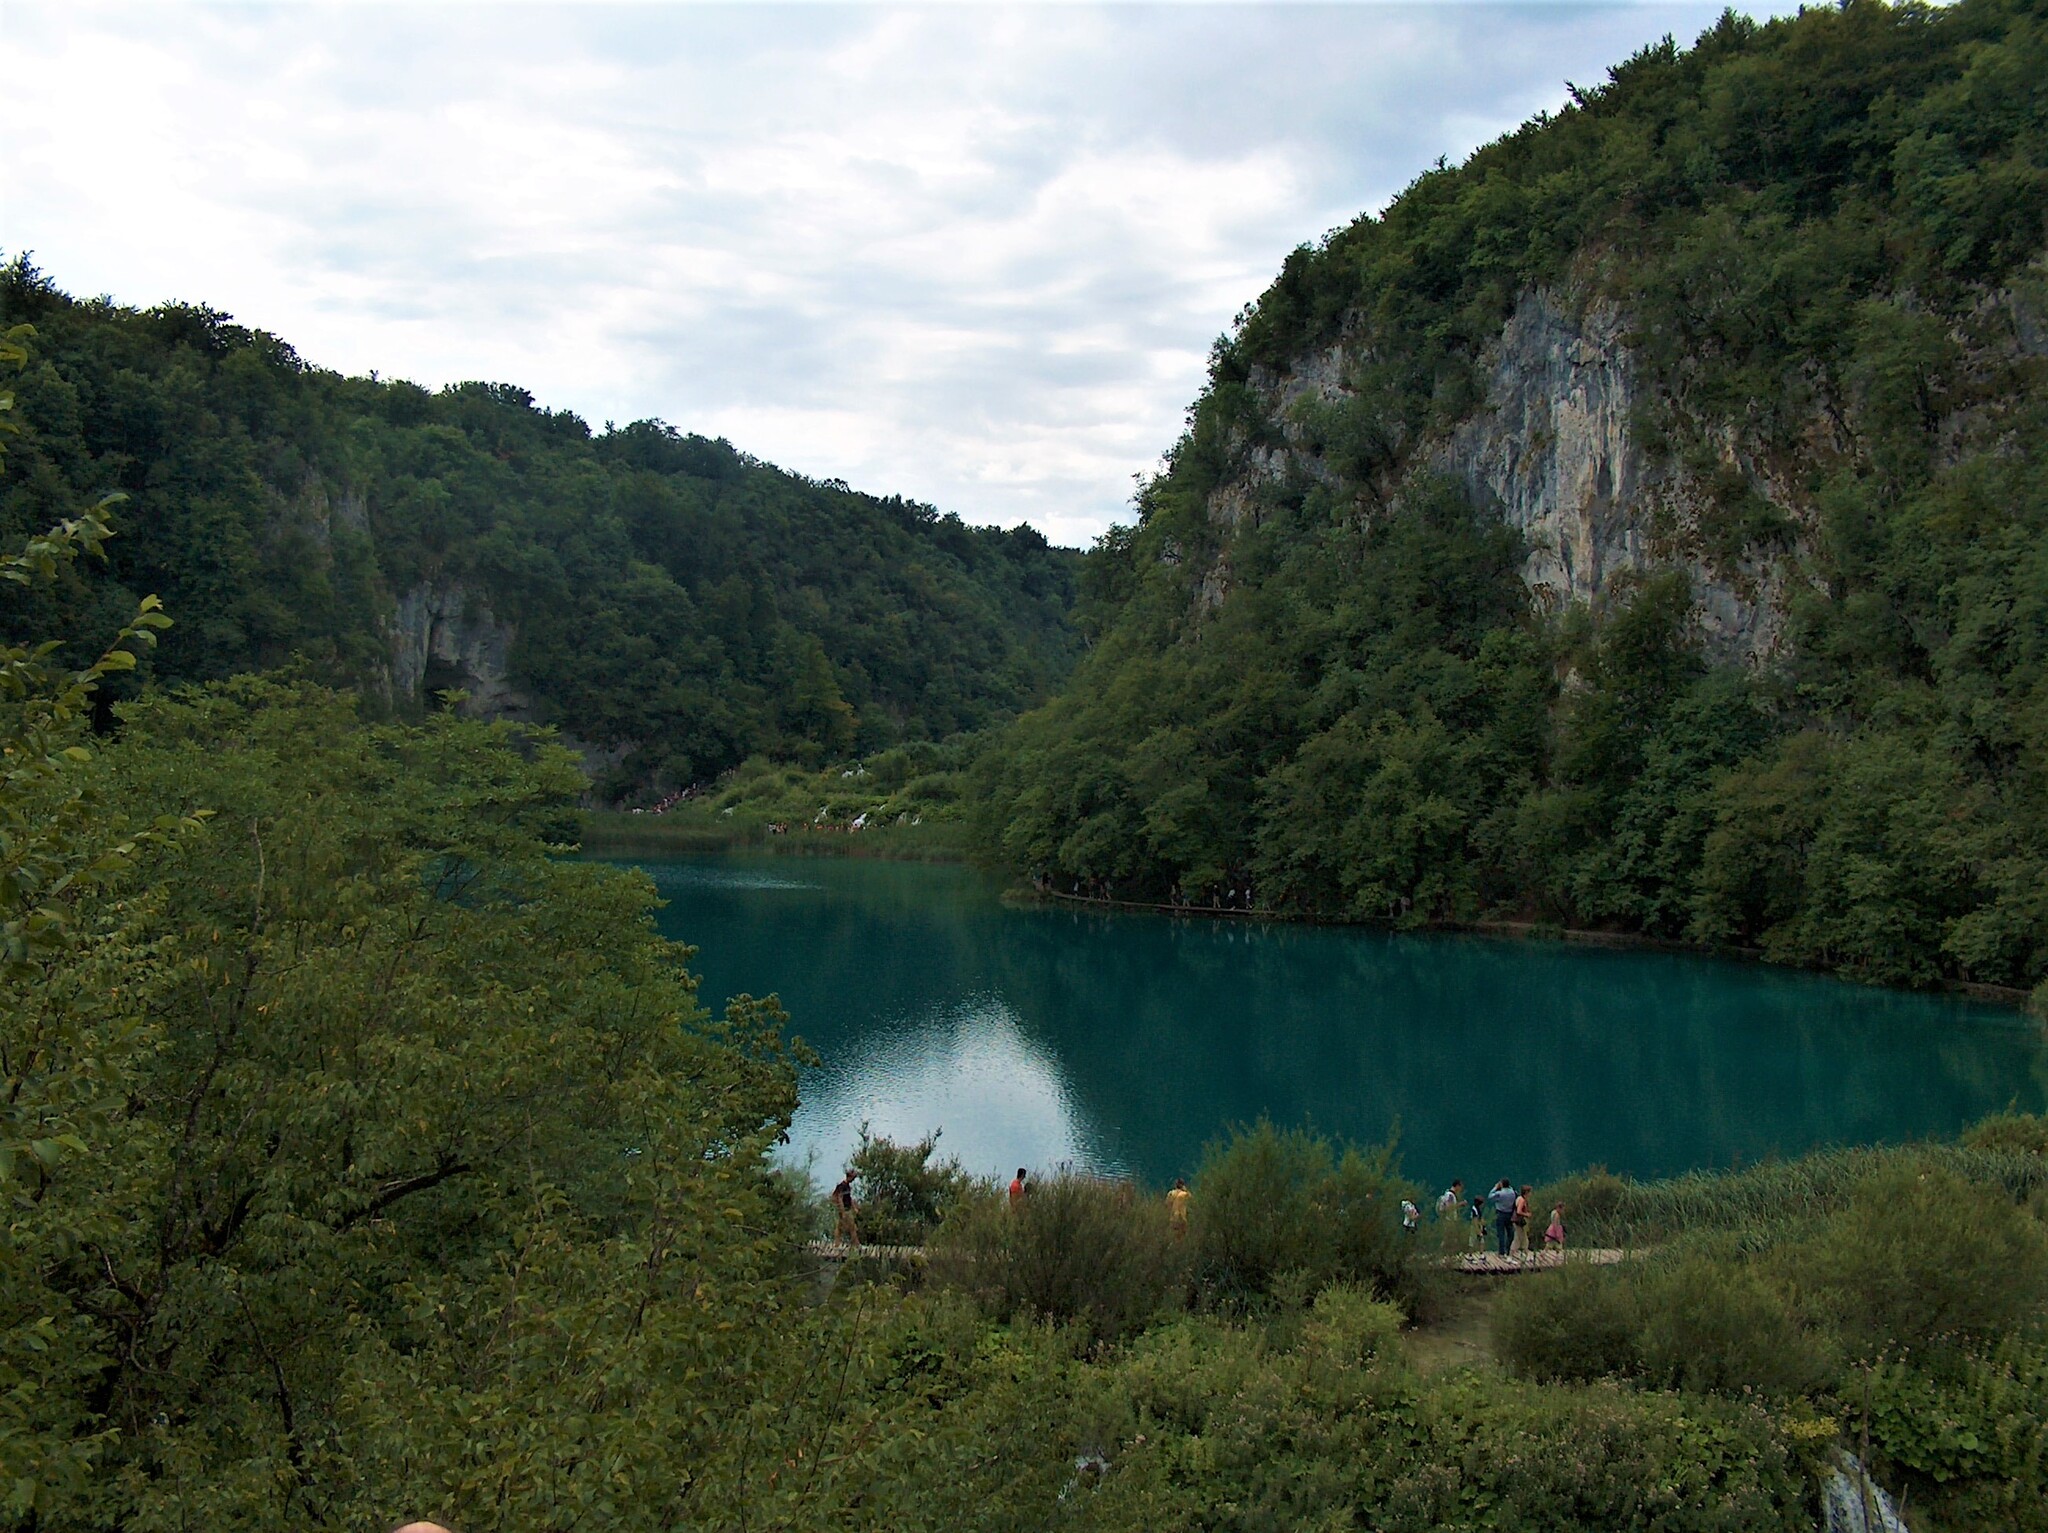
[0, 265, 1080, 796]
[980, 0, 2048, 997]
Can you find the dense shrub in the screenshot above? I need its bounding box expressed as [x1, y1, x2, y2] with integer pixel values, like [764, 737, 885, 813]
[1393, 1380, 1812, 1533]
[1189, 1120, 1422, 1312]
[1859, 1338, 2048, 1497]
[1631, 1252, 1831, 1398]
[1084, 1355, 1812, 1533]
[1493, 1260, 1644, 1384]
[1961, 1109, 2048, 1157]
[931, 1174, 1185, 1344]
[1498, 1247, 1829, 1398]
[845, 1125, 975, 1246]
[1776, 1163, 2048, 1355]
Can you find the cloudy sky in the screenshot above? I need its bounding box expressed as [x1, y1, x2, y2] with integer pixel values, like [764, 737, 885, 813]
[5, 1, 1786, 546]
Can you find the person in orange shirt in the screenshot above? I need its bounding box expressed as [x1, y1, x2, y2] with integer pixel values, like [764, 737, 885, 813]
[1008, 1167, 1029, 1207]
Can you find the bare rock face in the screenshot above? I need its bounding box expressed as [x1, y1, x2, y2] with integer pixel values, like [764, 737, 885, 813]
[385, 583, 530, 719]
[1439, 293, 1650, 612]
[1434, 289, 1789, 660]
[1205, 287, 1798, 661]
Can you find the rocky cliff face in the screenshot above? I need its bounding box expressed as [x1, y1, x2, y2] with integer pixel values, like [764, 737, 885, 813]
[384, 583, 530, 719]
[269, 474, 530, 717]
[1435, 290, 1791, 660]
[1210, 286, 1801, 662]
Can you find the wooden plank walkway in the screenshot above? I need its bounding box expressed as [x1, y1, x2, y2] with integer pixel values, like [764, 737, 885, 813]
[804, 1240, 1633, 1273]
[804, 1241, 927, 1262]
[1451, 1248, 1631, 1274]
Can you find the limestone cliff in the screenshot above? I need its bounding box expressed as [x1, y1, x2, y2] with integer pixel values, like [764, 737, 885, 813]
[383, 583, 530, 720]
[1433, 290, 1793, 660]
[1205, 287, 1799, 661]
[265, 474, 529, 718]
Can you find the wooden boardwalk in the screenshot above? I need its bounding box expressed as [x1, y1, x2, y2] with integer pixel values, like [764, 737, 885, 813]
[1451, 1248, 1631, 1274]
[804, 1240, 927, 1262]
[804, 1240, 1631, 1273]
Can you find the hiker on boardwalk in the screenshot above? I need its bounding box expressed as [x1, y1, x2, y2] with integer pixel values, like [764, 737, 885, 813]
[1436, 1179, 1465, 1250]
[1167, 1177, 1190, 1236]
[830, 1172, 859, 1249]
[1400, 1197, 1420, 1234]
[1487, 1179, 1518, 1257]
[1545, 1202, 1566, 1250]
[1509, 1184, 1533, 1256]
[1008, 1167, 1029, 1208]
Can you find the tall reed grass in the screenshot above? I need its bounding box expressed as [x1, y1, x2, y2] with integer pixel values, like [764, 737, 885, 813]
[1544, 1142, 2048, 1248]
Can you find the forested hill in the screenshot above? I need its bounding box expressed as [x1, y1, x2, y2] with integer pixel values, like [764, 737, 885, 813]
[980, 0, 2048, 1001]
[0, 261, 1080, 796]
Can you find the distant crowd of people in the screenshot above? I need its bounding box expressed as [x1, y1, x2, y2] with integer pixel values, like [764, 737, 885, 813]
[827, 1165, 1196, 1251]
[1431, 1178, 1566, 1256]
[825, 1165, 1557, 1256]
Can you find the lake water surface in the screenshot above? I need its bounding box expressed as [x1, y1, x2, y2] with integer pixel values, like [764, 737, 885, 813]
[617, 852, 2048, 1191]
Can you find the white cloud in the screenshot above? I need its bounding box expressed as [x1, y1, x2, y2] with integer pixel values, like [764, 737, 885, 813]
[1, 1, 1790, 545]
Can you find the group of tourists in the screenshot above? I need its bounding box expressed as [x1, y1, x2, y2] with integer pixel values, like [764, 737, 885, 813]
[1433, 1178, 1565, 1257]
[830, 1165, 1561, 1258]
[827, 1166, 1197, 1249]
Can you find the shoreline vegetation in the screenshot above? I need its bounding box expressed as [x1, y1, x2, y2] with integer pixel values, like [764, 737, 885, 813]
[818, 1116, 2048, 1531]
[579, 806, 972, 861]
[1017, 888, 2041, 1012]
[580, 811, 2042, 1013]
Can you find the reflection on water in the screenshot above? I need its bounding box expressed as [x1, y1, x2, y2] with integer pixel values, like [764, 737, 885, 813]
[794, 995, 1124, 1180]
[614, 853, 2048, 1190]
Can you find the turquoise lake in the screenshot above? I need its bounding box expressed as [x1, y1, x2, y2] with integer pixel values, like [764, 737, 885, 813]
[615, 852, 2048, 1192]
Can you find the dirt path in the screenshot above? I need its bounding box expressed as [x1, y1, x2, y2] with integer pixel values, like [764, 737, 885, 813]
[1403, 1282, 1510, 1377]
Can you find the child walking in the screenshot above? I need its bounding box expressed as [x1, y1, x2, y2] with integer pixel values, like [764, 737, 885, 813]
[1544, 1202, 1566, 1251]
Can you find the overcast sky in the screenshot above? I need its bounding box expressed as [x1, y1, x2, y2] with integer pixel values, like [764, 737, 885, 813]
[4, 2, 1787, 546]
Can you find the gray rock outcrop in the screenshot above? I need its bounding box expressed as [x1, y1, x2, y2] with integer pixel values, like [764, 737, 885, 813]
[1205, 286, 1801, 661]
[384, 582, 529, 719]
[1435, 289, 1788, 659]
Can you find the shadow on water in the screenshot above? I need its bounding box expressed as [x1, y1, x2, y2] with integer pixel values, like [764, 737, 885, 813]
[619, 854, 2048, 1189]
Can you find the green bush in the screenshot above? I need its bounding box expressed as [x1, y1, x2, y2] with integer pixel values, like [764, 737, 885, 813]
[1632, 1252, 1830, 1398]
[1777, 1163, 2048, 1356]
[1189, 1120, 1421, 1312]
[1497, 1247, 1828, 1399]
[1493, 1261, 1644, 1384]
[1961, 1110, 2048, 1157]
[1300, 1283, 1405, 1370]
[1398, 1379, 1812, 1533]
[931, 1173, 1185, 1344]
[845, 1125, 975, 1246]
[1857, 1337, 2048, 1529]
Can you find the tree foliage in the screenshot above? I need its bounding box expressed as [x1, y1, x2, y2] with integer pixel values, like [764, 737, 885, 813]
[0, 277, 1081, 797]
[979, 0, 2048, 996]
